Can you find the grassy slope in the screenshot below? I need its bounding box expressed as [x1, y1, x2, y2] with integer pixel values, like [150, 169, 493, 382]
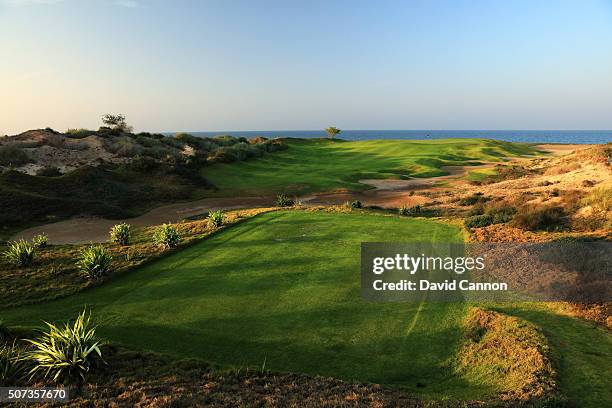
[495, 303, 612, 408]
[203, 138, 538, 196]
[0, 165, 211, 236]
[1, 211, 493, 399]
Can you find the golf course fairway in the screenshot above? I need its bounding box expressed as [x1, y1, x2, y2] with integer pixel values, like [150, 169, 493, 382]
[3, 211, 494, 399]
[203, 138, 539, 195]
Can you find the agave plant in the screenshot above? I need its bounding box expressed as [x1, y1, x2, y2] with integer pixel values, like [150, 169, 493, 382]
[0, 341, 26, 386]
[32, 233, 49, 249]
[23, 310, 104, 384]
[3, 240, 35, 267]
[275, 194, 294, 207]
[76, 244, 113, 279]
[207, 210, 225, 228]
[399, 204, 421, 216]
[152, 224, 181, 249]
[109, 223, 131, 246]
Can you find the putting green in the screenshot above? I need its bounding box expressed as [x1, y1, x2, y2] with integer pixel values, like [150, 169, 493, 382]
[203, 138, 539, 196]
[2, 211, 491, 399]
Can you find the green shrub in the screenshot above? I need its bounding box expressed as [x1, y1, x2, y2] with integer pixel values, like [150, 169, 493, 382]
[264, 139, 288, 152]
[207, 210, 225, 228]
[153, 224, 181, 249]
[464, 214, 494, 228]
[276, 194, 294, 207]
[35, 166, 62, 177]
[399, 204, 421, 216]
[0, 145, 30, 167]
[208, 146, 239, 163]
[65, 128, 96, 139]
[109, 223, 131, 246]
[3, 240, 35, 267]
[24, 309, 104, 384]
[1, 341, 26, 386]
[486, 205, 517, 224]
[459, 193, 489, 206]
[32, 233, 49, 249]
[76, 245, 113, 279]
[468, 203, 485, 216]
[174, 132, 201, 146]
[512, 205, 566, 231]
[213, 135, 240, 146]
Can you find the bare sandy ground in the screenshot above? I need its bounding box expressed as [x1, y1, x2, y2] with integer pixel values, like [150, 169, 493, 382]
[12, 143, 589, 244]
[13, 196, 272, 244]
[536, 144, 593, 156]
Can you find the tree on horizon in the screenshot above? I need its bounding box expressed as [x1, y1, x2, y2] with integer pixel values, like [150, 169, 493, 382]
[325, 126, 341, 139]
[102, 114, 132, 133]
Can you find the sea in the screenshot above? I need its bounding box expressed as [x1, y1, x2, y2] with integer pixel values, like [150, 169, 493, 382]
[176, 130, 611, 144]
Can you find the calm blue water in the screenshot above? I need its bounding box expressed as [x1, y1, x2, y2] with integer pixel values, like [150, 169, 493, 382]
[175, 130, 611, 144]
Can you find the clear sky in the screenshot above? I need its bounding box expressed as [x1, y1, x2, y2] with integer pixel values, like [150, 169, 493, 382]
[1, 0, 612, 134]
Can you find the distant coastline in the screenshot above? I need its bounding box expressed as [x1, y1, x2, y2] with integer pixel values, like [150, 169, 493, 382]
[163, 130, 612, 144]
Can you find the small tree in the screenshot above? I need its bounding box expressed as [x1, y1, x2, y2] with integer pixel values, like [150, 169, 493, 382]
[325, 126, 341, 139]
[101, 114, 132, 133]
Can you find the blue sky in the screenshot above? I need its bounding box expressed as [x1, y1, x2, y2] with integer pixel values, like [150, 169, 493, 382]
[1, 0, 611, 134]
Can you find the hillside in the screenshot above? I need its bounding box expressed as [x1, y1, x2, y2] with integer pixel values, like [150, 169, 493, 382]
[0, 128, 286, 234]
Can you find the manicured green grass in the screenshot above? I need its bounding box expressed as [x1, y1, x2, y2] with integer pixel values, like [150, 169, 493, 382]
[1, 211, 488, 399]
[203, 138, 538, 196]
[3, 211, 609, 404]
[466, 168, 498, 182]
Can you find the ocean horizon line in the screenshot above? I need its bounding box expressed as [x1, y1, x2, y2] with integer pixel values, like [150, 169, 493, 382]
[159, 129, 612, 144]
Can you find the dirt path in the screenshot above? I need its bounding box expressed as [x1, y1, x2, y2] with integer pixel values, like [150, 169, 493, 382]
[13, 144, 582, 244]
[13, 196, 272, 244]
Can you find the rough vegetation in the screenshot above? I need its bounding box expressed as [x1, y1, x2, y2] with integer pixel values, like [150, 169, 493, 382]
[456, 308, 558, 403]
[0, 126, 286, 233]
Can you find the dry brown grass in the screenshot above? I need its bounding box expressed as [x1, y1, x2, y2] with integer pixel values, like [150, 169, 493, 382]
[456, 308, 558, 403]
[10, 346, 468, 408]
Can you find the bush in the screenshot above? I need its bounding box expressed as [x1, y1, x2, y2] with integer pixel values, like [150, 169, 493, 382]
[24, 309, 104, 384]
[350, 200, 362, 209]
[213, 135, 240, 146]
[35, 166, 62, 177]
[208, 146, 239, 163]
[0, 145, 30, 167]
[32, 233, 48, 249]
[464, 214, 494, 228]
[106, 137, 143, 158]
[1, 341, 26, 386]
[3, 240, 35, 267]
[512, 205, 566, 231]
[276, 194, 294, 207]
[399, 204, 421, 216]
[486, 205, 517, 224]
[581, 187, 612, 211]
[65, 128, 96, 139]
[174, 132, 201, 146]
[77, 245, 113, 279]
[207, 210, 225, 228]
[153, 224, 181, 249]
[459, 193, 489, 206]
[109, 223, 131, 246]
